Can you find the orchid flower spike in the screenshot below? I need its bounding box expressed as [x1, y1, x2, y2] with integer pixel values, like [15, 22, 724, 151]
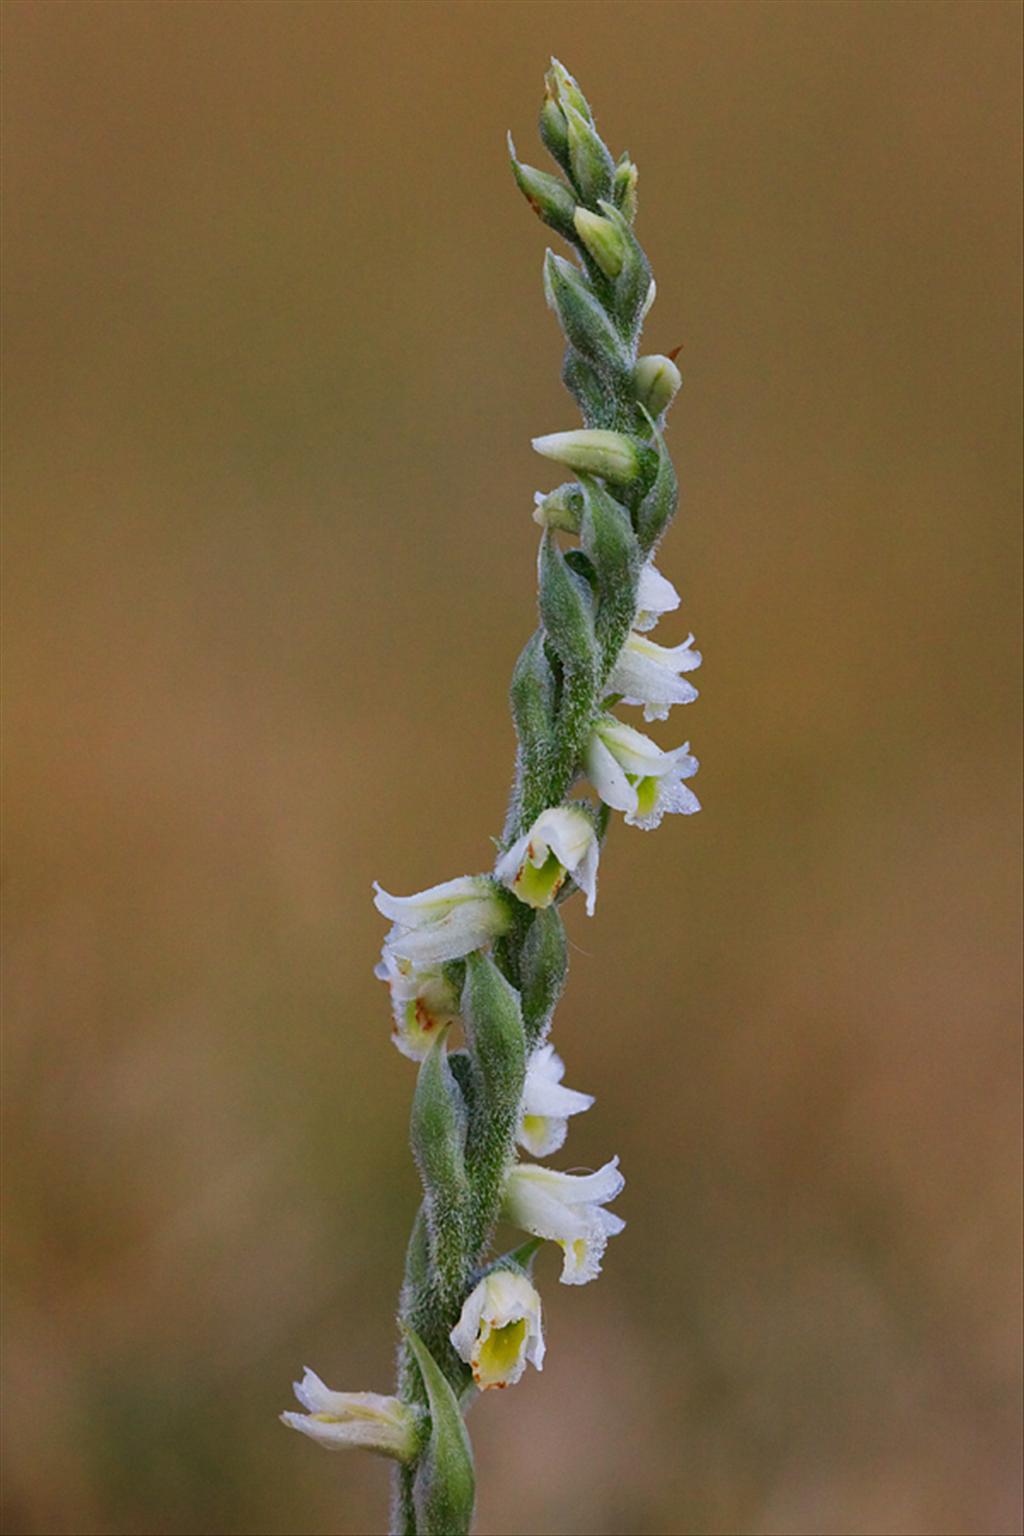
[518, 1043, 595, 1156]
[502, 1159, 626, 1285]
[586, 714, 700, 831]
[281, 1370, 419, 1461]
[450, 1270, 545, 1390]
[495, 805, 599, 916]
[606, 630, 701, 722]
[634, 559, 681, 632]
[374, 874, 511, 966]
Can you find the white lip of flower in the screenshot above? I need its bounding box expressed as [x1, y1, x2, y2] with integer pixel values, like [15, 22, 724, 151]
[586, 714, 700, 831]
[494, 805, 599, 916]
[374, 950, 461, 1061]
[518, 1043, 595, 1156]
[606, 630, 701, 723]
[280, 1369, 419, 1460]
[450, 1270, 545, 1390]
[502, 1159, 625, 1286]
[373, 875, 510, 966]
[634, 560, 680, 633]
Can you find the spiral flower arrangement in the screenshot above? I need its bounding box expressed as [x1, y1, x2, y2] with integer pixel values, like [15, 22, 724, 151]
[282, 59, 701, 1536]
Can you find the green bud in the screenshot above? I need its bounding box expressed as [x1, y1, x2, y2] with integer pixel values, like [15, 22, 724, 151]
[564, 100, 616, 206]
[546, 57, 593, 122]
[406, 1328, 476, 1536]
[573, 206, 625, 277]
[612, 152, 639, 223]
[532, 481, 584, 532]
[543, 250, 629, 375]
[635, 409, 679, 554]
[539, 85, 571, 174]
[634, 353, 682, 418]
[532, 428, 642, 484]
[518, 906, 568, 1048]
[538, 531, 597, 677]
[508, 134, 577, 241]
[595, 199, 652, 335]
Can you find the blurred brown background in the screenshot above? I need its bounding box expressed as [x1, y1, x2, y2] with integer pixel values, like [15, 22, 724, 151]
[3, 3, 1021, 1534]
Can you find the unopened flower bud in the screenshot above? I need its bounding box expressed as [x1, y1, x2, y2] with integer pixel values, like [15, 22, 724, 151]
[508, 134, 577, 240]
[532, 429, 642, 485]
[573, 206, 625, 277]
[641, 277, 657, 321]
[532, 482, 584, 532]
[546, 57, 592, 122]
[634, 354, 682, 418]
[612, 153, 639, 224]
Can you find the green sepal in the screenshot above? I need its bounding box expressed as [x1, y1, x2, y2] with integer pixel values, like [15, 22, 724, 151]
[563, 99, 615, 206]
[405, 1328, 476, 1536]
[538, 531, 597, 680]
[578, 472, 641, 672]
[634, 409, 679, 554]
[543, 251, 629, 378]
[518, 905, 568, 1049]
[508, 136, 578, 242]
[411, 1031, 470, 1300]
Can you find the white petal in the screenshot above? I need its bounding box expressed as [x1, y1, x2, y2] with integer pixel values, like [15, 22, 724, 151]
[373, 875, 484, 925]
[586, 732, 637, 814]
[574, 835, 599, 916]
[494, 832, 530, 885]
[532, 806, 593, 872]
[450, 1285, 487, 1367]
[634, 562, 680, 631]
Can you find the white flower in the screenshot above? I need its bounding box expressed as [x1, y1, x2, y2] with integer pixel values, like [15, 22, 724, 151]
[450, 1270, 545, 1390]
[585, 714, 700, 831]
[518, 1043, 594, 1156]
[374, 875, 510, 966]
[634, 560, 680, 632]
[374, 950, 461, 1060]
[281, 1369, 418, 1460]
[495, 805, 599, 916]
[606, 630, 701, 722]
[502, 1159, 625, 1285]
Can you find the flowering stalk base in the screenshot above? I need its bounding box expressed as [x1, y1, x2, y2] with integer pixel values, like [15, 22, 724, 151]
[282, 60, 701, 1536]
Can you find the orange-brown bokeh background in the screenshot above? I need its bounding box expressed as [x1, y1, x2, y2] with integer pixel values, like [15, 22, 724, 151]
[4, 4, 1021, 1534]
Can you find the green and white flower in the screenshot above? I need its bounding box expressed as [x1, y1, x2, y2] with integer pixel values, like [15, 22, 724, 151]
[281, 1370, 419, 1460]
[374, 875, 511, 966]
[606, 630, 701, 722]
[495, 805, 599, 916]
[450, 1270, 545, 1390]
[634, 560, 680, 632]
[502, 1159, 625, 1285]
[518, 1043, 594, 1156]
[374, 950, 461, 1060]
[586, 714, 700, 831]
